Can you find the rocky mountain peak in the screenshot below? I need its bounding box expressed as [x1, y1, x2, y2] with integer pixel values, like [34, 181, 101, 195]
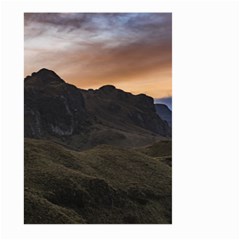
[25, 68, 65, 86]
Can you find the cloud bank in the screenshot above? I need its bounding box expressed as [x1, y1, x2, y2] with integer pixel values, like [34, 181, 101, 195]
[25, 13, 172, 98]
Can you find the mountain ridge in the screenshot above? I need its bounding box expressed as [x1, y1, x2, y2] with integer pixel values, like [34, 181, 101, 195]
[24, 69, 171, 149]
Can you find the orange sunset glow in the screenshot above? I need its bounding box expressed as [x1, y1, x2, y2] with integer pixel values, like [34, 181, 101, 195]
[24, 13, 172, 104]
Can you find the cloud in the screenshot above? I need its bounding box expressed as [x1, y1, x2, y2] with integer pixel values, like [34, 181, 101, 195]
[24, 13, 172, 98]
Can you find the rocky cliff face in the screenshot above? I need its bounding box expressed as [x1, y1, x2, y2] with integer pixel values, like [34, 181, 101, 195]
[82, 85, 170, 136]
[24, 69, 171, 145]
[24, 69, 89, 138]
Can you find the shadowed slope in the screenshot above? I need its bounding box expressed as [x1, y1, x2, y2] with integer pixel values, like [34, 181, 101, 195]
[25, 138, 172, 224]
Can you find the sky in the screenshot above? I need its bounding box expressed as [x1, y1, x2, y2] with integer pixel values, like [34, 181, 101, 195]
[25, 13, 172, 107]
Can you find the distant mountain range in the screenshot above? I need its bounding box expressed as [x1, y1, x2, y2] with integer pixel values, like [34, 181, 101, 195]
[25, 68, 171, 149]
[155, 104, 172, 127]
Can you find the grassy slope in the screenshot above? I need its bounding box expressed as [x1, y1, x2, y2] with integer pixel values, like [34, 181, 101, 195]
[48, 123, 168, 151]
[138, 140, 172, 167]
[25, 138, 171, 224]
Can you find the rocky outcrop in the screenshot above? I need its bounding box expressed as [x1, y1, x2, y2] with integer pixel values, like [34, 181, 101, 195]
[24, 69, 89, 138]
[82, 85, 171, 136]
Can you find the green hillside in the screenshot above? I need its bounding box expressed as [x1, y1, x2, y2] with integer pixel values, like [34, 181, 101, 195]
[25, 138, 172, 224]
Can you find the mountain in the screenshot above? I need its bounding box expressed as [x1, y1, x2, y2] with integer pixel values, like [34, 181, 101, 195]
[155, 104, 172, 127]
[24, 68, 172, 224]
[24, 69, 171, 149]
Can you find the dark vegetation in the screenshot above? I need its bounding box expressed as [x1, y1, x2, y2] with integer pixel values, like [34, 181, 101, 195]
[25, 139, 172, 224]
